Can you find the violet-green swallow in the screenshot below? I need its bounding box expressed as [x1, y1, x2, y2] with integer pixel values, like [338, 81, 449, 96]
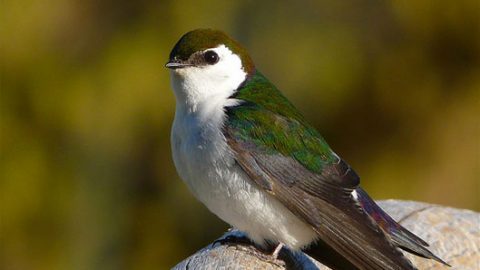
[166, 29, 449, 270]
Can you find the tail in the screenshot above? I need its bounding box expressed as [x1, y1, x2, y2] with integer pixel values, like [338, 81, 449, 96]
[355, 188, 451, 267]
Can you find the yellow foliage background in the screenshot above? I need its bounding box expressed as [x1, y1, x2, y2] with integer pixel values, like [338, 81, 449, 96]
[1, 0, 479, 269]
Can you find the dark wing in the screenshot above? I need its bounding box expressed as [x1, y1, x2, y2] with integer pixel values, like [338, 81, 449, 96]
[224, 103, 416, 270]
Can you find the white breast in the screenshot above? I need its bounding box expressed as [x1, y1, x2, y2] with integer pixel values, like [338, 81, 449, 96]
[171, 103, 317, 249]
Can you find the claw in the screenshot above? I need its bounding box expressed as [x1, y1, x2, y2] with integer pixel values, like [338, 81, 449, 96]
[212, 234, 252, 247]
[271, 243, 285, 259]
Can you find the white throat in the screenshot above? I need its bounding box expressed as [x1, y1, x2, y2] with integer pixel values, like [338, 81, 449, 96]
[169, 45, 247, 116]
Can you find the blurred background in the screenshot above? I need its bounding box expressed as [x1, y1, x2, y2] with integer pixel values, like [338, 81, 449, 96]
[1, 0, 479, 269]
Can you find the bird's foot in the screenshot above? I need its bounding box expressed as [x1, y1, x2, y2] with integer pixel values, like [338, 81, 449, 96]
[258, 242, 291, 266]
[212, 234, 253, 247]
[271, 243, 284, 260]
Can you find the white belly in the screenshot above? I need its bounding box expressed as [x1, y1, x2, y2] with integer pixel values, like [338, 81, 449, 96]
[171, 111, 317, 249]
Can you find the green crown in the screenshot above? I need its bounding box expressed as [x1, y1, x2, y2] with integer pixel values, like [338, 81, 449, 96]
[169, 29, 255, 74]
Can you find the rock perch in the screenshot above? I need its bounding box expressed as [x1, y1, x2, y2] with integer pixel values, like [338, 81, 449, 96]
[172, 200, 479, 270]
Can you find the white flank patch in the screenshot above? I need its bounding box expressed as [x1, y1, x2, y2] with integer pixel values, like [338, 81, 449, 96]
[351, 189, 359, 200]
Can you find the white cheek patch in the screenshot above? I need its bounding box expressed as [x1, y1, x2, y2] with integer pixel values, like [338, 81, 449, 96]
[202, 45, 246, 85]
[170, 44, 247, 112]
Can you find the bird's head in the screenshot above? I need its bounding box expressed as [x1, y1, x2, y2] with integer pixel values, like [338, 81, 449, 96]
[166, 29, 255, 109]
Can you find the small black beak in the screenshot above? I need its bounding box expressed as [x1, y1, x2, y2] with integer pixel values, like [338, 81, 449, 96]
[165, 61, 192, 69]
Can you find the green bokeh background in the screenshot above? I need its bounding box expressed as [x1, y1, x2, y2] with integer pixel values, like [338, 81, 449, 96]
[1, 0, 479, 269]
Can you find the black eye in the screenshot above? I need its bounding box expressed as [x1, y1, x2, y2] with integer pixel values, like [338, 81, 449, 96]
[204, 51, 219, 65]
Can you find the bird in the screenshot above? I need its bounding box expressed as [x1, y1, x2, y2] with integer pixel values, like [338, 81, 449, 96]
[165, 29, 449, 270]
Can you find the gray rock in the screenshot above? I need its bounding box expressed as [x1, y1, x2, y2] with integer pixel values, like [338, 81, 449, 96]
[172, 200, 479, 270]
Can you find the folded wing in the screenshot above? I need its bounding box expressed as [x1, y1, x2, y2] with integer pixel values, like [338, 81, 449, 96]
[225, 103, 417, 270]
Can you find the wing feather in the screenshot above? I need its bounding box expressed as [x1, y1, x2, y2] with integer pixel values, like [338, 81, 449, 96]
[225, 106, 416, 270]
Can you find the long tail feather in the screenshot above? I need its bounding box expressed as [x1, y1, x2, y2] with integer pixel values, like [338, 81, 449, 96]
[355, 188, 450, 266]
